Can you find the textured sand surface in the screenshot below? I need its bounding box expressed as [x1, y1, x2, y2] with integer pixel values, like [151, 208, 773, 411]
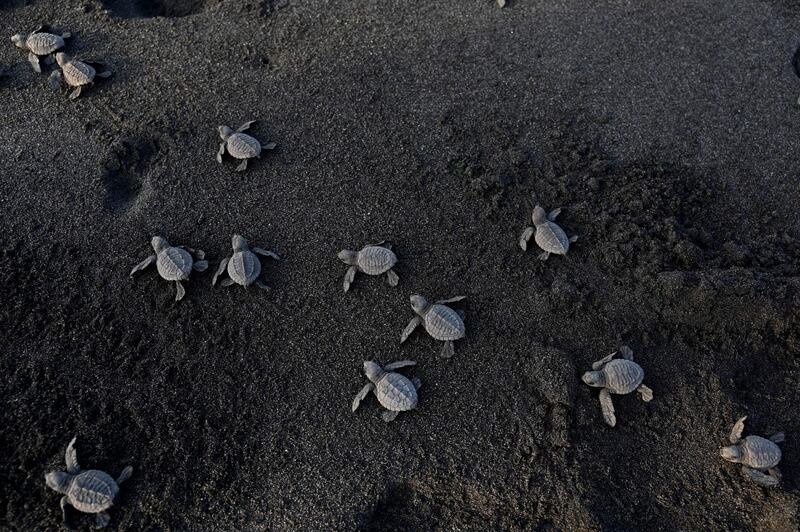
[1, 0, 799, 529]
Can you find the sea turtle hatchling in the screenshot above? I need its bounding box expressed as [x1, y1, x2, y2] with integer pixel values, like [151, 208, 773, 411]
[217, 120, 276, 171]
[581, 346, 653, 427]
[130, 236, 209, 301]
[48, 52, 112, 99]
[352, 360, 421, 422]
[519, 204, 578, 260]
[213, 234, 280, 290]
[720, 416, 784, 487]
[45, 436, 133, 529]
[11, 25, 71, 73]
[400, 294, 466, 358]
[337, 241, 399, 292]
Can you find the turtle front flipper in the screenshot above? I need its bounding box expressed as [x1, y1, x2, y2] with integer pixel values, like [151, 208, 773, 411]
[343, 265, 358, 292]
[730, 416, 747, 444]
[637, 384, 653, 402]
[382, 410, 399, 422]
[436, 295, 466, 305]
[619, 346, 634, 360]
[519, 226, 534, 250]
[255, 279, 270, 290]
[384, 360, 416, 371]
[212, 257, 229, 286]
[599, 388, 616, 427]
[175, 282, 185, 301]
[236, 120, 256, 132]
[42, 54, 55, 65]
[591, 352, 616, 370]
[252, 247, 280, 260]
[65, 436, 80, 474]
[130, 255, 156, 277]
[769, 432, 786, 444]
[221, 278, 235, 287]
[59, 495, 72, 527]
[412, 377, 421, 390]
[386, 269, 399, 287]
[440, 340, 455, 358]
[117, 465, 133, 484]
[352, 383, 374, 412]
[400, 316, 422, 344]
[742, 466, 780, 487]
[216, 143, 225, 163]
[236, 159, 248, 172]
[569, 235, 579, 243]
[48, 70, 62, 90]
[547, 207, 562, 221]
[69, 86, 82, 100]
[96, 512, 111, 528]
[28, 51, 41, 73]
[193, 260, 208, 272]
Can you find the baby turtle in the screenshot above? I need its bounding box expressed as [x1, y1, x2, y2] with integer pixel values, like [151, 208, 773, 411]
[519, 205, 578, 260]
[581, 346, 653, 427]
[721, 416, 784, 487]
[130, 236, 209, 301]
[48, 52, 112, 99]
[11, 25, 71, 73]
[337, 241, 399, 292]
[45, 436, 133, 529]
[213, 234, 280, 289]
[352, 360, 421, 422]
[216, 120, 276, 171]
[400, 294, 466, 358]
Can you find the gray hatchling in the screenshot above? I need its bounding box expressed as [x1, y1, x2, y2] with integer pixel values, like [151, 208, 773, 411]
[401, 294, 466, 358]
[213, 234, 280, 289]
[48, 52, 112, 99]
[11, 25, 71, 73]
[581, 346, 653, 427]
[519, 204, 578, 260]
[45, 436, 133, 529]
[337, 241, 399, 292]
[352, 360, 421, 422]
[130, 236, 209, 301]
[217, 120, 276, 171]
[721, 416, 784, 487]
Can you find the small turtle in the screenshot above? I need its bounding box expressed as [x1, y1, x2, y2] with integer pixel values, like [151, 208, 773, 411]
[519, 204, 578, 260]
[130, 236, 209, 301]
[216, 120, 276, 172]
[720, 416, 784, 487]
[400, 294, 466, 358]
[45, 436, 133, 529]
[212, 234, 280, 289]
[352, 360, 421, 422]
[11, 25, 71, 73]
[581, 346, 653, 427]
[337, 241, 399, 292]
[48, 52, 112, 99]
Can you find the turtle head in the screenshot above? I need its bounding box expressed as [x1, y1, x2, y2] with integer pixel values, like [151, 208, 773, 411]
[720, 444, 742, 463]
[151, 236, 170, 253]
[337, 249, 357, 265]
[410, 295, 429, 315]
[363, 360, 384, 382]
[11, 34, 27, 49]
[232, 234, 248, 252]
[581, 370, 605, 388]
[532, 205, 547, 225]
[45, 471, 72, 494]
[218, 125, 233, 140]
[54, 52, 69, 67]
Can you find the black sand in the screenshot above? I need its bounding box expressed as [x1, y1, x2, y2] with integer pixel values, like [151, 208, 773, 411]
[1, 0, 799, 529]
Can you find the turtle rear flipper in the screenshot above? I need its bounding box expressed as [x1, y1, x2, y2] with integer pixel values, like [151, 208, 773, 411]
[193, 260, 208, 272]
[96, 512, 111, 528]
[742, 466, 780, 487]
[116, 465, 133, 484]
[69, 86, 82, 99]
[538, 250, 550, 261]
[382, 410, 399, 422]
[619, 346, 634, 360]
[48, 70, 62, 90]
[386, 269, 399, 286]
[599, 388, 616, 427]
[769, 432, 786, 444]
[263, 142, 277, 150]
[255, 279, 269, 290]
[42, 54, 55, 66]
[236, 159, 248, 172]
[221, 278, 235, 287]
[637, 384, 653, 402]
[440, 340, 455, 358]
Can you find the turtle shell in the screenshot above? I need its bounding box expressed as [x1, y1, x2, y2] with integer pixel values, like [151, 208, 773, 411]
[62, 59, 95, 87]
[535, 222, 570, 255]
[227, 250, 261, 286]
[357, 246, 397, 275]
[156, 247, 193, 281]
[602, 359, 644, 394]
[226, 133, 261, 159]
[375, 372, 418, 411]
[67, 470, 118, 513]
[423, 304, 465, 341]
[27, 32, 64, 55]
[740, 436, 782, 469]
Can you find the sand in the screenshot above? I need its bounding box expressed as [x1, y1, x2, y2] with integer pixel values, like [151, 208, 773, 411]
[1, 0, 799, 529]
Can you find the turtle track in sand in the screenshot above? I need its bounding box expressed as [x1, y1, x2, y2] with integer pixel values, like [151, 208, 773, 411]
[101, 136, 160, 215]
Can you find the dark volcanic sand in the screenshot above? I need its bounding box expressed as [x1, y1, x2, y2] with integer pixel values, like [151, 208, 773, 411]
[2, 0, 800, 530]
